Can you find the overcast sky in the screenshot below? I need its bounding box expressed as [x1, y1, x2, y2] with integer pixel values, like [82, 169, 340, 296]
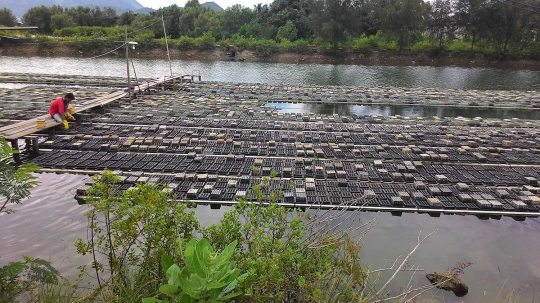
[136, 0, 274, 9]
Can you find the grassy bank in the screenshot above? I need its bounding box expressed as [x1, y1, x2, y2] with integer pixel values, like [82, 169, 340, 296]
[3, 27, 540, 62]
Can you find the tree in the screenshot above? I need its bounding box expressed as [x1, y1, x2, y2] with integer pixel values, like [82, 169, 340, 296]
[311, 0, 360, 49]
[91, 6, 118, 27]
[220, 5, 255, 38]
[50, 13, 75, 31]
[265, 0, 313, 39]
[238, 20, 263, 38]
[65, 6, 93, 27]
[23, 6, 53, 33]
[118, 10, 136, 26]
[193, 10, 222, 38]
[276, 20, 298, 41]
[0, 7, 17, 27]
[483, 0, 522, 53]
[454, 0, 488, 51]
[151, 4, 182, 38]
[376, 0, 430, 51]
[429, 0, 454, 50]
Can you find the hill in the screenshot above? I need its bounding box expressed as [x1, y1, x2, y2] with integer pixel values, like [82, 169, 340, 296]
[0, 0, 146, 17]
[203, 2, 224, 12]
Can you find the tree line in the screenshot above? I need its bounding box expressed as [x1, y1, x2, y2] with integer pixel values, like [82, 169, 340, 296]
[1, 0, 540, 56]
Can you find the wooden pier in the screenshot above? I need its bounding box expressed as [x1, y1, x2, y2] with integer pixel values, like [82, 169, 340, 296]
[0, 75, 183, 141]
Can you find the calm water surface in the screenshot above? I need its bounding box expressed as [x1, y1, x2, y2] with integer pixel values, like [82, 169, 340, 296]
[2, 56, 540, 90]
[1, 57, 540, 302]
[1, 174, 539, 302]
[268, 102, 540, 120]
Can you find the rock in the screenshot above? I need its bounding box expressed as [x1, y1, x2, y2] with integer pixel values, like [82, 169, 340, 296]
[426, 271, 468, 297]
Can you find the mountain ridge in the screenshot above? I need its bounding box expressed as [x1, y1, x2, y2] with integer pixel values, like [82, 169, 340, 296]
[0, 0, 147, 17]
[202, 2, 224, 12]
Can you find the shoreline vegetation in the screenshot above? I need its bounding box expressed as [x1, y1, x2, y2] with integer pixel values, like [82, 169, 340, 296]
[2, 0, 540, 70]
[3, 43, 540, 71]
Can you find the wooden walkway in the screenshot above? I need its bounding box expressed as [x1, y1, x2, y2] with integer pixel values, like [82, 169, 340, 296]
[0, 75, 183, 140]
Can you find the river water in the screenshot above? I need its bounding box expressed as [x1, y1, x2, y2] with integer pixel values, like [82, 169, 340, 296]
[267, 102, 540, 120]
[1, 56, 540, 302]
[2, 56, 540, 90]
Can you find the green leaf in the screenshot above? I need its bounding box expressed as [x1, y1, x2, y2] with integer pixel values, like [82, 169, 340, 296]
[192, 249, 208, 278]
[166, 264, 181, 286]
[184, 239, 197, 267]
[197, 238, 214, 253]
[161, 254, 174, 277]
[205, 281, 227, 289]
[179, 293, 194, 303]
[217, 291, 242, 301]
[219, 268, 240, 285]
[177, 275, 198, 298]
[222, 279, 238, 294]
[1, 262, 27, 278]
[214, 240, 237, 266]
[203, 246, 212, 264]
[159, 284, 180, 296]
[142, 297, 167, 303]
[188, 273, 205, 290]
[237, 272, 249, 282]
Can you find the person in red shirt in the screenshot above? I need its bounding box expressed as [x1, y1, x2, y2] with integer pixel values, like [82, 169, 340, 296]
[50, 93, 75, 130]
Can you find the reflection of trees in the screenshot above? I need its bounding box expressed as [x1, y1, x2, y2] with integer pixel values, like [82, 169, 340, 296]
[378, 66, 418, 88]
[304, 65, 346, 86]
[303, 103, 353, 116]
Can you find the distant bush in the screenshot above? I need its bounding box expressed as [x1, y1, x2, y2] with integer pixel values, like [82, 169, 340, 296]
[291, 39, 312, 54]
[378, 40, 398, 50]
[410, 39, 439, 51]
[447, 40, 471, 52]
[195, 32, 216, 50]
[53, 26, 124, 38]
[252, 39, 280, 57]
[175, 36, 196, 50]
[352, 33, 381, 51]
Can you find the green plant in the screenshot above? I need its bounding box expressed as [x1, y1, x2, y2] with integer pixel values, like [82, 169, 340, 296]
[252, 39, 280, 57]
[0, 256, 60, 302]
[410, 39, 439, 51]
[291, 39, 312, 54]
[29, 276, 83, 303]
[176, 36, 196, 50]
[352, 33, 382, 51]
[201, 169, 372, 302]
[195, 32, 216, 51]
[74, 171, 199, 301]
[143, 239, 248, 303]
[0, 126, 40, 215]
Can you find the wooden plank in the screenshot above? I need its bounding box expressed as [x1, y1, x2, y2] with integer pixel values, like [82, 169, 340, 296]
[0, 75, 181, 140]
[0, 91, 128, 133]
[1, 92, 127, 139]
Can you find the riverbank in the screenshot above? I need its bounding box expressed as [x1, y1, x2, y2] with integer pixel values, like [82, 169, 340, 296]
[2, 44, 540, 71]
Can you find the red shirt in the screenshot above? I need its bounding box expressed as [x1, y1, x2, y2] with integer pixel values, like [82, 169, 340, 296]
[49, 97, 65, 117]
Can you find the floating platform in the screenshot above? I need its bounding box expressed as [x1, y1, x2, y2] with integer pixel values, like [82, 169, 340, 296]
[2, 75, 540, 219]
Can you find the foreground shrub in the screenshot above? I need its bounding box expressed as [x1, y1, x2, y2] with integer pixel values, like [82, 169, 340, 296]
[75, 172, 200, 301]
[143, 239, 248, 303]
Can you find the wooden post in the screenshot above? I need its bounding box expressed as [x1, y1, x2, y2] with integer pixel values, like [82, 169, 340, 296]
[31, 137, 39, 154]
[125, 26, 131, 100]
[10, 139, 20, 163]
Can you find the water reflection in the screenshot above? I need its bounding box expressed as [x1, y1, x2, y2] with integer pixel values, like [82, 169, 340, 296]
[2, 56, 540, 90]
[268, 102, 540, 119]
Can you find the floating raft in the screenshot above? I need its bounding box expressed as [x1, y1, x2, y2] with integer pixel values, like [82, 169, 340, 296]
[2, 76, 540, 219]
